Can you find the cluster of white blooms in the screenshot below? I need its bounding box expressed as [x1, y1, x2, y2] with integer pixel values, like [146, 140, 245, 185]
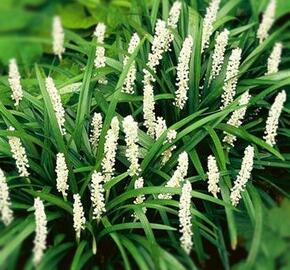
[158, 151, 188, 199]
[52, 16, 65, 59]
[133, 177, 147, 215]
[0, 169, 13, 226]
[143, 4, 181, 137]
[143, 83, 156, 138]
[154, 117, 176, 165]
[73, 194, 86, 240]
[266, 42, 282, 75]
[89, 113, 103, 148]
[223, 91, 251, 146]
[33, 198, 47, 266]
[257, 0, 276, 44]
[179, 181, 193, 254]
[146, 20, 169, 79]
[154, 116, 167, 139]
[230, 146, 254, 207]
[45, 77, 66, 135]
[94, 23, 106, 69]
[102, 117, 120, 182]
[8, 59, 23, 106]
[167, 1, 182, 29]
[123, 116, 140, 176]
[174, 36, 193, 110]
[209, 29, 230, 83]
[207, 155, 220, 198]
[8, 127, 29, 177]
[201, 0, 221, 52]
[263, 90, 286, 146]
[90, 171, 106, 221]
[221, 48, 242, 109]
[55, 153, 69, 198]
[122, 33, 140, 94]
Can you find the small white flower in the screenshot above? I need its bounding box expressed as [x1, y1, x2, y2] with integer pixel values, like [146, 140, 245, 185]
[8, 127, 29, 177]
[0, 169, 13, 226]
[209, 29, 229, 83]
[221, 48, 242, 109]
[179, 180, 193, 254]
[201, 0, 221, 52]
[230, 146, 255, 206]
[161, 129, 177, 166]
[133, 177, 147, 215]
[33, 198, 48, 266]
[257, 0, 276, 44]
[94, 23, 106, 69]
[263, 90, 286, 146]
[154, 116, 167, 139]
[45, 77, 66, 135]
[122, 33, 140, 94]
[143, 83, 156, 138]
[8, 58, 23, 106]
[52, 16, 65, 59]
[266, 42, 282, 75]
[167, 1, 182, 29]
[123, 116, 140, 176]
[55, 153, 69, 198]
[73, 194, 86, 240]
[102, 117, 120, 182]
[223, 91, 251, 146]
[89, 113, 103, 148]
[174, 36, 193, 110]
[90, 171, 106, 221]
[94, 23, 106, 43]
[207, 155, 220, 198]
[158, 152, 188, 199]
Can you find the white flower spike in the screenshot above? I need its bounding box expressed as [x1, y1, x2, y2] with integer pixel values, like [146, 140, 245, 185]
[45, 77, 66, 135]
[230, 146, 255, 207]
[56, 153, 69, 198]
[221, 48, 242, 109]
[266, 42, 282, 75]
[8, 58, 23, 106]
[179, 181, 193, 254]
[223, 91, 251, 146]
[33, 198, 48, 266]
[122, 33, 140, 94]
[94, 23, 106, 69]
[73, 194, 86, 240]
[257, 0, 276, 44]
[167, 1, 182, 29]
[143, 83, 156, 138]
[263, 90, 286, 146]
[90, 171, 106, 221]
[123, 115, 140, 176]
[102, 117, 120, 182]
[209, 29, 229, 83]
[133, 177, 147, 215]
[207, 155, 220, 198]
[0, 169, 13, 226]
[201, 0, 221, 52]
[174, 36, 193, 110]
[89, 113, 103, 148]
[8, 127, 29, 177]
[52, 16, 65, 59]
[158, 151, 188, 199]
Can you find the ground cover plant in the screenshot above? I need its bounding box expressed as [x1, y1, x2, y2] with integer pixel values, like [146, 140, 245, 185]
[0, 0, 290, 269]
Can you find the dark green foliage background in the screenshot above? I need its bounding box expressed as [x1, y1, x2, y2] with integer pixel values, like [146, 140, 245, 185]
[0, 0, 290, 269]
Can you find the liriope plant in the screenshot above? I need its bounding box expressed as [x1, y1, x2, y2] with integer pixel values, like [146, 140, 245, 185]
[0, 0, 289, 269]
